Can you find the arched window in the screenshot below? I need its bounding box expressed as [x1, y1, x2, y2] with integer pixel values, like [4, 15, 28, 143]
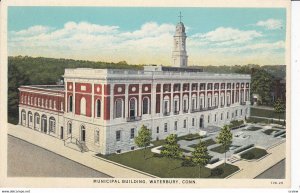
[69, 95, 73, 112]
[115, 99, 123, 118]
[129, 98, 137, 117]
[80, 97, 86, 115]
[49, 117, 56, 133]
[34, 113, 40, 130]
[21, 109, 26, 126]
[163, 95, 170, 115]
[173, 95, 179, 113]
[96, 99, 101, 117]
[28, 111, 33, 128]
[142, 97, 149, 115]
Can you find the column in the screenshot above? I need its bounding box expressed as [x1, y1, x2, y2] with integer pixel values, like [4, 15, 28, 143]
[110, 83, 114, 121]
[160, 83, 164, 115]
[151, 83, 156, 116]
[91, 82, 95, 120]
[180, 83, 183, 114]
[170, 83, 174, 115]
[72, 81, 75, 115]
[188, 83, 192, 113]
[125, 84, 129, 118]
[138, 84, 142, 117]
[218, 82, 221, 108]
[205, 83, 208, 108]
[225, 82, 227, 107]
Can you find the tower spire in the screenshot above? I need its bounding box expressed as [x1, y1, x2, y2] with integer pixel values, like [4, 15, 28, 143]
[178, 11, 183, 23]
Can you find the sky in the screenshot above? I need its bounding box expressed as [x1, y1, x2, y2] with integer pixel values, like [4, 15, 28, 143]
[8, 7, 286, 66]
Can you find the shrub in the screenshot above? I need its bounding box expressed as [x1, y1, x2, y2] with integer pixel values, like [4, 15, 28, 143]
[153, 153, 163, 158]
[211, 168, 224, 176]
[274, 130, 286, 137]
[181, 157, 196, 167]
[234, 144, 254, 154]
[209, 158, 219, 164]
[241, 152, 255, 159]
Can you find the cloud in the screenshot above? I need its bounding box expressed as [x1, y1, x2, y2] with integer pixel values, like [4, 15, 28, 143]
[8, 21, 285, 66]
[191, 27, 262, 46]
[255, 19, 283, 30]
[11, 25, 52, 36]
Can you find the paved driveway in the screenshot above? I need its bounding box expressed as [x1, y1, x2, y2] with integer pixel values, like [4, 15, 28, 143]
[7, 135, 110, 177]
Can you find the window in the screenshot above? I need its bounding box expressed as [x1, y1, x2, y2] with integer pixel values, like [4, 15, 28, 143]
[129, 98, 136, 117]
[174, 121, 178, 130]
[68, 122, 72, 135]
[69, 95, 73, 112]
[215, 114, 217, 122]
[96, 99, 101, 117]
[192, 98, 196, 110]
[156, 126, 159, 133]
[208, 115, 210, 123]
[240, 109, 243, 116]
[174, 100, 178, 112]
[227, 112, 229, 119]
[80, 97, 86, 115]
[115, 99, 123, 118]
[142, 97, 149, 114]
[29, 112, 33, 122]
[49, 117, 56, 133]
[95, 129, 100, 144]
[221, 113, 223, 120]
[235, 110, 238, 116]
[164, 123, 168, 132]
[130, 128, 135, 139]
[192, 118, 195, 126]
[164, 100, 169, 113]
[183, 120, 187, 128]
[116, 130, 121, 141]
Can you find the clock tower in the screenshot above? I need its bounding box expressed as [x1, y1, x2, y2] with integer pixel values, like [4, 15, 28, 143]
[172, 12, 188, 67]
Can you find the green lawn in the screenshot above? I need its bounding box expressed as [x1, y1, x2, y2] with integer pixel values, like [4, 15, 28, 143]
[189, 139, 216, 148]
[97, 146, 239, 178]
[263, 129, 278, 135]
[247, 117, 285, 126]
[240, 148, 268, 160]
[247, 126, 263, 131]
[250, 108, 285, 119]
[210, 145, 230, 154]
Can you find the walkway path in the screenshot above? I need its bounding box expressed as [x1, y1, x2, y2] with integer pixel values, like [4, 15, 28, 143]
[7, 123, 155, 178]
[228, 141, 286, 179]
[251, 106, 274, 110]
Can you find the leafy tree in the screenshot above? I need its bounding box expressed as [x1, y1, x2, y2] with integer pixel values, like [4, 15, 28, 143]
[191, 140, 211, 178]
[161, 134, 182, 177]
[8, 63, 30, 124]
[134, 125, 152, 159]
[274, 98, 285, 122]
[216, 125, 233, 166]
[250, 69, 274, 105]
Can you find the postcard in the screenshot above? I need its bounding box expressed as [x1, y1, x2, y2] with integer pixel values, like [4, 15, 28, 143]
[0, 0, 291, 189]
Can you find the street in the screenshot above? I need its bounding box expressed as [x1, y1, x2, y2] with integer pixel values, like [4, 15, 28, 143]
[255, 159, 285, 179]
[7, 135, 110, 178]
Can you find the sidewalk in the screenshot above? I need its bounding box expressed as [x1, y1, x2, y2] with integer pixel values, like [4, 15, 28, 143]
[228, 141, 286, 178]
[7, 123, 155, 178]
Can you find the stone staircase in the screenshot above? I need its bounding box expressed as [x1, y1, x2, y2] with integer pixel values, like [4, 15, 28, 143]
[64, 136, 89, 152]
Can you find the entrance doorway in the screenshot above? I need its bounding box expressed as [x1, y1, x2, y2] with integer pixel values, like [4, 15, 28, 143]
[200, 115, 204, 128]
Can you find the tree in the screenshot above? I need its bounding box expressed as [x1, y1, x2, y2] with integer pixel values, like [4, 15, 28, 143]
[161, 134, 183, 177]
[251, 69, 274, 105]
[191, 140, 211, 178]
[274, 98, 285, 123]
[134, 125, 152, 159]
[216, 125, 233, 166]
